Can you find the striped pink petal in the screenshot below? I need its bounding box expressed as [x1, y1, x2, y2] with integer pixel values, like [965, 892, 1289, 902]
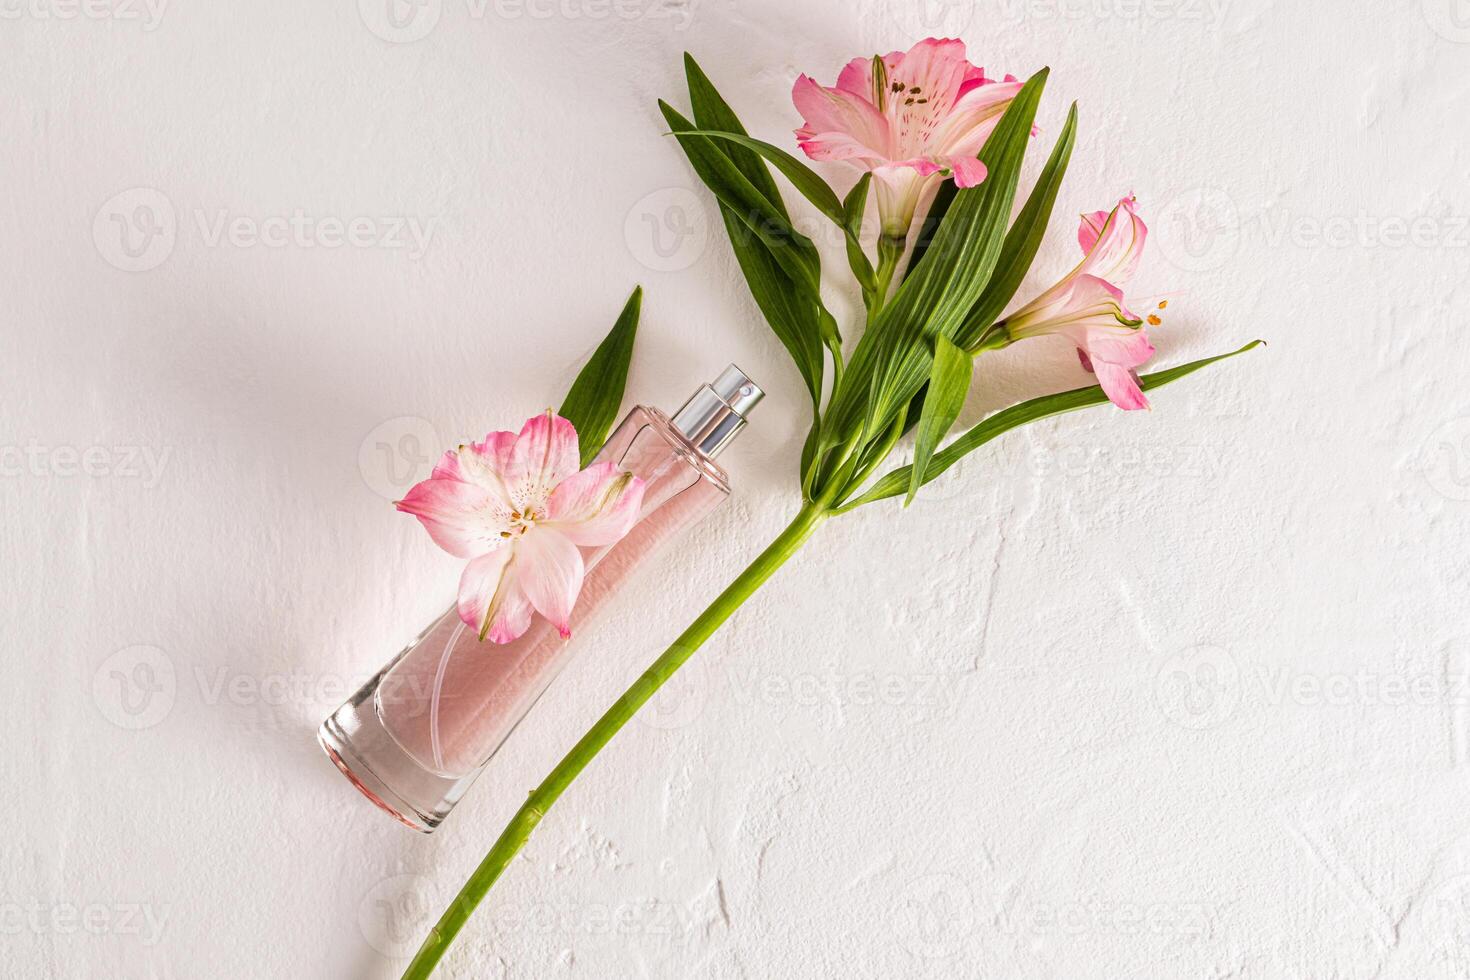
[505, 411, 581, 514]
[395, 478, 513, 559]
[457, 548, 535, 643]
[544, 461, 646, 547]
[514, 529, 585, 639]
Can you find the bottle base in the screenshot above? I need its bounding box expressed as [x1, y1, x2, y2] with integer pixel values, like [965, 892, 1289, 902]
[317, 665, 476, 834]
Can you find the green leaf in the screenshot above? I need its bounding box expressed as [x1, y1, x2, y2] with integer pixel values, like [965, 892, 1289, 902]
[821, 68, 1050, 462]
[718, 203, 825, 404]
[676, 126, 871, 331]
[844, 341, 1265, 509]
[906, 336, 972, 505]
[682, 53, 787, 217]
[903, 180, 956, 283]
[658, 101, 823, 296]
[558, 286, 642, 467]
[843, 173, 877, 299]
[678, 129, 845, 224]
[956, 102, 1078, 350]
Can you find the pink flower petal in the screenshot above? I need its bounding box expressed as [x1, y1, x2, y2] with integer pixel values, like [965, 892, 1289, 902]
[835, 51, 903, 99]
[928, 78, 1024, 158]
[1074, 311, 1156, 412]
[433, 430, 517, 493]
[890, 38, 971, 115]
[792, 74, 891, 162]
[1077, 209, 1111, 255]
[1082, 320, 1155, 369]
[506, 412, 580, 514]
[515, 529, 585, 640]
[457, 548, 534, 642]
[1077, 195, 1147, 285]
[396, 478, 513, 559]
[544, 461, 646, 547]
[1006, 274, 1142, 340]
[1090, 359, 1151, 411]
[943, 155, 988, 188]
[955, 63, 995, 100]
[869, 163, 935, 236]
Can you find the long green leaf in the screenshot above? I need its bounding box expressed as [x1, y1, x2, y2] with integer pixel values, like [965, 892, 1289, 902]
[906, 336, 972, 505]
[956, 102, 1078, 350]
[678, 129, 844, 223]
[845, 341, 1265, 509]
[903, 181, 956, 283]
[558, 286, 642, 466]
[718, 203, 825, 403]
[843, 173, 877, 299]
[678, 127, 872, 331]
[821, 68, 1049, 459]
[682, 53, 787, 218]
[659, 102, 823, 295]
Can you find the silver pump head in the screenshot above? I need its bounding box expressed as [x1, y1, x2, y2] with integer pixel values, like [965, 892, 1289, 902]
[671, 364, 764, 458]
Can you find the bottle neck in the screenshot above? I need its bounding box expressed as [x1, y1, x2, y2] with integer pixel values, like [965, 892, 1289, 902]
[670, 364, 763, 459]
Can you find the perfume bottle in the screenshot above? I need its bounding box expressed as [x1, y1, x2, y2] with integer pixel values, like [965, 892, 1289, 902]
[320, 365, 763, 832]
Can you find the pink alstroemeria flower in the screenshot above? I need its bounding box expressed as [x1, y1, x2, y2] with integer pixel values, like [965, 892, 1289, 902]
[792, 37, 1023, 237]
[396, 412, 646, 643]
[1001, 195, 1158, 411]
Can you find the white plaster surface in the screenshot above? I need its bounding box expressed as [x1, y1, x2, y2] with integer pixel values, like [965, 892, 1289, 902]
[5, 1, 1470, 976]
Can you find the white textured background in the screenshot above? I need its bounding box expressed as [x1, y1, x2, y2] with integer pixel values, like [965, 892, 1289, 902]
[5, 0, 1470, 976]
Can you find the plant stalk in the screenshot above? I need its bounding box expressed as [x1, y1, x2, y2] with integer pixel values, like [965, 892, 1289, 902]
[868, 233, 905, 324]
[400, 499, 832, 978]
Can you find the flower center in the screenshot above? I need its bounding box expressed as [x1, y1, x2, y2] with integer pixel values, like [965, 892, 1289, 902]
[503, 508, 543, 538]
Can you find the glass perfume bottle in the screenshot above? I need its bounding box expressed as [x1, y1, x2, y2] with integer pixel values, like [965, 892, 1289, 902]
[320, 365, 763, 832]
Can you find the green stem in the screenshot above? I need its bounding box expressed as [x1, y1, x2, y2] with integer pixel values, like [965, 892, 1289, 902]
[868, 234, 905, 324]
[400, 499, 832, 979]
